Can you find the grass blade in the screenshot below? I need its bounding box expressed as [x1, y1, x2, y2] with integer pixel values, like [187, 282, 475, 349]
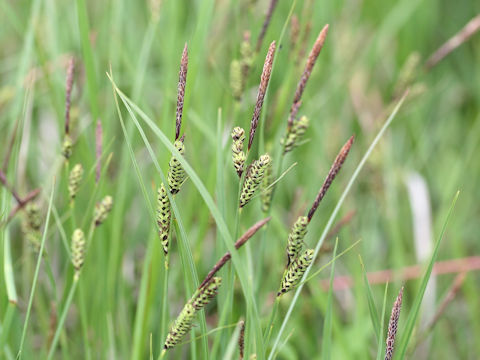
[320, 239, 338, 360]
[376, 283, 389, 360]
[359, 255, 380, 340]
[395, 191, 460, 358]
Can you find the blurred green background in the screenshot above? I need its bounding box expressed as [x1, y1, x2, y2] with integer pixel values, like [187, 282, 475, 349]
[1, 0, 479, 359]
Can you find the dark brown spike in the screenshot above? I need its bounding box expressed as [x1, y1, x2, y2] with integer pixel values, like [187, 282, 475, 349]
[239, 320, 245, 359]
[176, 43, 188, 141]
[65, 56, 75, 135]
[255, 0, 279, 52]
[248, 41, 276, 150]
[200, 217, 271, 288]
[385, 286, 404, 360]
[307, 135, 354, 222]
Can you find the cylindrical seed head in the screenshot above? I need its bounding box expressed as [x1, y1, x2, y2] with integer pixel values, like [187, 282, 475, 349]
[278, 249, 314, 296]
[62, 134, 73, 159]
[168, 140, 187, 194]
[230, 60, 243, 101]
[385, 286, 404, 360]
[68, 164, 84, 200]
[157, 183, 171, 256]
[231, 127, 246, 177]
[164, 302, 196, 350]
[94, 195, 113, 226]
[22, 202, 42, 252]
[191, 277, 222, 310]
[283, 116, 309, 154]
[71, 229, 86, 277]
[260, 158, 273, 212]
[239, 154, 271, 208]
[285, 216, 308, 267]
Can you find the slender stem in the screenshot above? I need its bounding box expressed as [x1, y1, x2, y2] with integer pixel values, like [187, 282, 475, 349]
[263, 298, 280, 347]
[17, 182, 55, 358]
[47, 278, 79, 360]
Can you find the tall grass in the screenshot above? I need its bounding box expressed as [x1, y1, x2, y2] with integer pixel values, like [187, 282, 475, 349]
[1, 0, 479, 359]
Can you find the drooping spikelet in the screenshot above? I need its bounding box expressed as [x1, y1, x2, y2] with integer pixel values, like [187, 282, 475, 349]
[248, 41, 276, 150]
[278, 249, 314, 296]
[239, 154, 271, 208]
[168, 139, 187, 194]
[384, 286, 404, 360]
[282, 115, 309, 154]
[191, 277, 222, 310]
[157, 183, 171, 256]
[285, 216, 308, 267]
[62, 134, 73, 159]
[22, 202, 42, 252]
[68, 164, 83, 200]
[164, 303, 196, 350]
[164, 277, 222, 350]
[71, 229, 86, 279]
[260, 158, 273, 212]
[231, 127, 246, 177]
[93, 195, 113, 226]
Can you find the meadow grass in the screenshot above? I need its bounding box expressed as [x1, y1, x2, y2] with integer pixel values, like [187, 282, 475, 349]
[1, 0, 479, 359]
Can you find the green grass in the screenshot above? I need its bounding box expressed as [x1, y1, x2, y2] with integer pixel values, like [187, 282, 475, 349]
[1, 0, 480, 359]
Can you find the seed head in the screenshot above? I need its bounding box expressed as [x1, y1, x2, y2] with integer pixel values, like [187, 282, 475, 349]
[94, 195, 113, 226]
[307, 135, 354, 221]
[22, 202, 42, 252]
[283, 115, 309, 154]
[385, 286, 404, 360]
[65, 56, 74, 135]
[62, 134, 73, 159]
[230, 60, 243, 101]
[71, 229, 86, 278]
[239, 154, 271, 208]
[255, 0, 279, 52]
[191, 277, 222, 310]
[164, 277, 222, 350]
[164, 303, 196, 350]
[231, 127, 246, 177]
[68, 164, 84, 200]
[239, 320, 245, 359]
[260, 158, 273, 212]
[278, 249, 314, 296]
[248, 41, 276, 150]
[175, 44, 188, 141]
[157, 183, 171, 256]
[168, 139, 187, 194]
[285, 216, 308, 267]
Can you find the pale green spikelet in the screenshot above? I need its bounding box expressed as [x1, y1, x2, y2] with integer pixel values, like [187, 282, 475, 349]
[191, 277, 222, 310]
[278, 249, 314, 296]
[94, 195, 113, 226]
[22, 202, 42, 252]
[71, 229, 86, 279]
[164, 277, 222, 350]
[282, 115, 309, 154]
[62, 134, 73, 159]
[231, 127, 246, 177]
[260, 158, 273, 212]
[168, 140, 187, 194]
[164, 302, 196, 350]
[68, 163, 83, 200]
[157, 183, 171, 256]
[240, 35, 253, 72]
[230, 60, 243, 101]
[285, 216, 308, 267]
[239, 154, 271, 208]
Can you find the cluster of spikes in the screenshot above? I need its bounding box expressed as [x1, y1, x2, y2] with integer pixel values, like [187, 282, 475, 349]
[229, 41, 276, 209]
[155, 43, 190, 260]
[164, 277, 222, 349]
[229, 31, 254, 101]
[278, 135, 354, 296]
